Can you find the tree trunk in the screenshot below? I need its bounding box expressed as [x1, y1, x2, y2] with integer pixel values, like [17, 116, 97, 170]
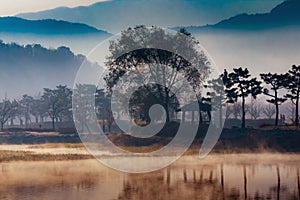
[241, 96, 246, 129]
[275, 102, 279, 126]
[275, 90, 279, 126]
[0, 122, 3, 131]
[165, 88, 170, 122]
[165, 102, 170, 122]
[199, 111, 203, 124]
[52, 117, 55, 130]
[219, 108, 223, 129]
[296, 97, 299, 126]
[35, 116, 38, 124]
[25, 115, 28, 128]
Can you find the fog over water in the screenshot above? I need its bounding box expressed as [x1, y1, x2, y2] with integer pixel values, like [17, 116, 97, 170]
[0, 154, 299, 200]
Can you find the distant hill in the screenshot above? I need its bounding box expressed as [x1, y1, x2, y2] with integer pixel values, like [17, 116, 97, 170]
[178, 0, 300, 32]
[0, 40, 99, 98]
[16, 0, 281, 33]
[0, 17, 110, 35]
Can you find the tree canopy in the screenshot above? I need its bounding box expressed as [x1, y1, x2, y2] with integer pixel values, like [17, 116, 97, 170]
[105, 26, 211, 122]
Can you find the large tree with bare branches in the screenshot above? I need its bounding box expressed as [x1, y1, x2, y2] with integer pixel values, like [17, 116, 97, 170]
[105, 26, 210, 122]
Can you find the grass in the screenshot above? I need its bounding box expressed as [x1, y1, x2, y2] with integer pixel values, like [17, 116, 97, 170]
[28, 143, 85, 149]
[116, 143, 164, 153]
[0, 150, 93, 162]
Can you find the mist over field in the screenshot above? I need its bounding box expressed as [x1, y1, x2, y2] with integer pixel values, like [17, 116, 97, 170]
[193, 28, 300, 77]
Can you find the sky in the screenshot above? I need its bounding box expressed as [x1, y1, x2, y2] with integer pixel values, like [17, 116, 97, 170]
[0, 0, 282, 18]
[0, 0, 109, 16]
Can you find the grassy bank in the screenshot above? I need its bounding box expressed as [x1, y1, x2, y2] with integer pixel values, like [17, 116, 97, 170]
[0, 150, 93, 162]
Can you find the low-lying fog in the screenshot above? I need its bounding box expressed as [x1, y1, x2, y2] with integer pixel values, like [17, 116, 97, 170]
[0, 27, 300, 98]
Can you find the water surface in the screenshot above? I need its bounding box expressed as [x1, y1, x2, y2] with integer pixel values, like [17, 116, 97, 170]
[0, 154, 299, 200]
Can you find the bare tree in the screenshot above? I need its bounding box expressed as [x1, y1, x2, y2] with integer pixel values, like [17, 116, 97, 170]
[248, 98, 262, 120]
[232, 102, 242, 120]
[286, 102, 296, 124]
[225, 105, 233, 119]
[19, 94, 34, 128]
[262, 104, 276, 119]
[0, 99, 18, 131]
[42, 85, 72, 130]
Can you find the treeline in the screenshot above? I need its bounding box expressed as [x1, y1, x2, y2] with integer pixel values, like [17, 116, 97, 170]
[0, 65, 299, 131]
[0, 85, 111, 131]
[0, 40, 85, 67]
[212, 65, 300, 128]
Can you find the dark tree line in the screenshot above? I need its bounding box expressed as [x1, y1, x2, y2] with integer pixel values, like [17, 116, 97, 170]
[213, 65, 300, 128]
[0, 65, 299, 132]
[0, 84, 112, 131]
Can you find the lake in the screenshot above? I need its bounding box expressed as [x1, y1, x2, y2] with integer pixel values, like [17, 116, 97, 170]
[0, 154, 299, 200]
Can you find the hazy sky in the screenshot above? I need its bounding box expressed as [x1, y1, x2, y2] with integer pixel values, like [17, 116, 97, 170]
[0, 0, 283, 17]
[0, 0, 108, 16]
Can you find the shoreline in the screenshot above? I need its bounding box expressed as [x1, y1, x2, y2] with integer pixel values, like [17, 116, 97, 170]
[0, 143, 299, 163]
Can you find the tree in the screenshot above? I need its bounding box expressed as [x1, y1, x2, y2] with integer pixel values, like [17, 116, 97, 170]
[222, 68, 262, 128]
[30, 97, 47, 124]
[205, 76, 227, 127]
[19, 94, 34, 128]
[128, 84, 179, 123]
[284, 65, 300, 126]
[42, 85, 72, 130]
[248, 98, 261, 120]
[73, 84, 97, 133]
[0, 99, 18, 131]
[95, 88, 111, 123]
[104, 26, 210, 122]
[260, 73, 287, 126]
[225, 105, 233, 119]
[231, 102, 242, 120]
[73, 84, 112, 133]
[262, 104, 276, 119]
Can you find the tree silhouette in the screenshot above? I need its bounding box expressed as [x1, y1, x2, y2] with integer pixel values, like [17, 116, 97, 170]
[260, 73, 287, 126]
[248, 99, 261, 120]
[105, 26, 210, 122]
[30, 97, 47, 124]
[205, 76, 226, 127]
[222, 68, 262, 128]
[0, 99, 18, 131]
[42, 85, 72, 130]
[284, 65, 300, 126]
[262, 104, 276, 119]
[95, 88, 111, 122]
[19, 94, 34, 128]
[231, 102, 242, 120]
[73, 84, 97, 133]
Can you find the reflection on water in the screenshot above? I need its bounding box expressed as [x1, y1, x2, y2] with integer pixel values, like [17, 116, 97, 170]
[0, 154, 299, 200]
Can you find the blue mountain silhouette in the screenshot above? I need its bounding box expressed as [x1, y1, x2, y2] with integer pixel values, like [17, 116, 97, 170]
[0, 17, 110, 35]
[210, 0, 300, 30]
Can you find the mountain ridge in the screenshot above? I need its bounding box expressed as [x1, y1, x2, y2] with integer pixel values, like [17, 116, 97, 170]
[180, 0, 300, 31]
[0, 17, 111, 35]
[16, 0, 282, 33]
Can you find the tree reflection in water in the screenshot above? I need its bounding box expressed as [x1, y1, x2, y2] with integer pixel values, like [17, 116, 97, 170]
[118, 164, 299, 200]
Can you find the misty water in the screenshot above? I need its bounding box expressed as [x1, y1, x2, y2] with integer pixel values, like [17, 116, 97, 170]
[0, 154, 299, 200]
